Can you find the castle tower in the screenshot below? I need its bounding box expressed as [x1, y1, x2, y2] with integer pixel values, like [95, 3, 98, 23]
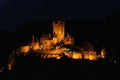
[52, 18, 65, 43]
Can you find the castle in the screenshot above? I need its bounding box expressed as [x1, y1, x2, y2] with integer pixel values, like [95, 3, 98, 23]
[8, 18, 106, 70]
[16, 18, 105, 60]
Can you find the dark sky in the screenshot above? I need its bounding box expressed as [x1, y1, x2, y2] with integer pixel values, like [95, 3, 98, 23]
[0, 0, 120, 31]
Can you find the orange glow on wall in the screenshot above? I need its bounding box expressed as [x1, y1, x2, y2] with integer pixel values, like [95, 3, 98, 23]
[32, 43, 40, 51]
[20, 45, 30, 53]
[72, 53, 82, 59]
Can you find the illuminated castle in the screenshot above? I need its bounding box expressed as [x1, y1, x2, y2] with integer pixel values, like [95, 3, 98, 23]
[14, 18, 106, 61]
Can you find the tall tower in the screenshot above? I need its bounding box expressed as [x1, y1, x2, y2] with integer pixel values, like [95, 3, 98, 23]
[52, 18, 65, 43]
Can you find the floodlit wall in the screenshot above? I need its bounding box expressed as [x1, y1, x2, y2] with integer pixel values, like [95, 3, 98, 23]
[72, 52, 82, 59]
[20, 45, 30, 53]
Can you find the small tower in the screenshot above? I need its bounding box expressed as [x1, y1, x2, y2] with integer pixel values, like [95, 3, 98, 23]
[101, 48, 106, 58]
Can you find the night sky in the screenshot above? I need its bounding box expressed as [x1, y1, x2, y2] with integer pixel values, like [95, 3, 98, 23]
[0, 0, 120, 31]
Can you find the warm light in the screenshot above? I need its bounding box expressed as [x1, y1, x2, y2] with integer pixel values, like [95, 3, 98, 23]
[83, 54, 89, 59]
[101, 51, 105, 58]
[32, 43, 40, 51]
[56, 56, 61, 59]
[8, 63, 12, 70]
[88, 51, 97, 60]
[89, 55, 96, 60]
[72, 53, 82, 59]
[21, 45, 30, 53]
[101, 48, 106, 58]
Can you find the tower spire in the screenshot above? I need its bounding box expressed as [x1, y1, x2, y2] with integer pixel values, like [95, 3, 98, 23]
[32, 35, 35, 43]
